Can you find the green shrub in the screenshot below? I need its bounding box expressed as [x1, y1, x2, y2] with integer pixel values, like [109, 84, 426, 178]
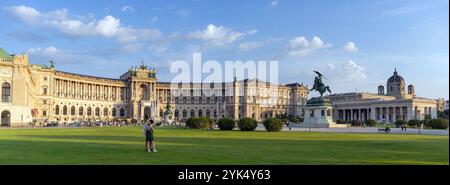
[422, 119, 432, 129]
[238, 117, 258, 131]
[186, 117, 212, 129]
[365, 119, 377, 127]
[395, 120, 407, 127]
[336, 119, 347, 124]
[408, 119, 421, 128]
[263, 118, 283, 132]
[217, 118, 236, 130]
[288, 115, 301, 123]
[429, 118, 448, 129]
[350, 120, 362, 126]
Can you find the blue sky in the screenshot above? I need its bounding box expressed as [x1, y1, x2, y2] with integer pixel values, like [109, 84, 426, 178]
[0, 0, 448, 99]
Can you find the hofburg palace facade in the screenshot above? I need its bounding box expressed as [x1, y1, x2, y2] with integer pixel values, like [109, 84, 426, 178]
[0, 47, 444, 126]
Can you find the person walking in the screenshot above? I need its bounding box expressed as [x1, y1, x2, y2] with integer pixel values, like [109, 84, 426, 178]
[419, 123, 424, 134]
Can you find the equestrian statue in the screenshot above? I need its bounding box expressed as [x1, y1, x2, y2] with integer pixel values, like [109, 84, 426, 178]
[309, 70, 331, 97]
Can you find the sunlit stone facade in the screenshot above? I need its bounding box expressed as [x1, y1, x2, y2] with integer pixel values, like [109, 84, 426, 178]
[0, 48, 308, 126]
[325, 69, 441, 123]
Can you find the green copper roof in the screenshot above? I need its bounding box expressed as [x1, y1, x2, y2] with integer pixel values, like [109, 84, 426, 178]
[0, 47, 13, 59]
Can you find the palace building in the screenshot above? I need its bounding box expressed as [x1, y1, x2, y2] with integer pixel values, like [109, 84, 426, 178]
[0, 48, 308, 126]
[325, 69, 441, 123]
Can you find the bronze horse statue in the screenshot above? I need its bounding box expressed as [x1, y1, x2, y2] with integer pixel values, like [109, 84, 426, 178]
[308, 70, 331, 97]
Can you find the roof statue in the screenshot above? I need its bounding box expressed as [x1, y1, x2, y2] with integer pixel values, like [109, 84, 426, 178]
[49, 61, 55, 69]
[139, 60, 148, 70]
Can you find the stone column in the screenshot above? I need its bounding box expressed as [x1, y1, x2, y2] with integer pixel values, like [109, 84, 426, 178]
[370, 107, 376, 120]
[343, 109, 347, 121]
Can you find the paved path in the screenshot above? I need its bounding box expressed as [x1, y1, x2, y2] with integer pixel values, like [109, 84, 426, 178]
[255, 125, 449, 135]
[1, 125, 448, 136]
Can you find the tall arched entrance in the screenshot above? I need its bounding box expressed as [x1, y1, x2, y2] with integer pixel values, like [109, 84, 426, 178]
[144, 106, 151, 120]
[1, 111, 11, 126]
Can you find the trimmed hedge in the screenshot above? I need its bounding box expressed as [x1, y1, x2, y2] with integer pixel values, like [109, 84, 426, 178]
[238, 117, 258, 131]
[408, 119, 421, 128]
[395, 120, 407, 127]
[365, 119, 377, 127]
[217, 118, 236, 130]
[350, 120, 363, 127]
[263, 118, 283, 132]
[186, 117, 213, 129]
[429, 118, 448, 129]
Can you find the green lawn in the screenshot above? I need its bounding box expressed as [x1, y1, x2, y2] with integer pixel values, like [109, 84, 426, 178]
[0, 126, 448, 165]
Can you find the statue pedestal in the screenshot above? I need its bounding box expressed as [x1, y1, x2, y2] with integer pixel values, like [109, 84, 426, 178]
[162, 113, 173, 126]
[300, 97, 346, 128]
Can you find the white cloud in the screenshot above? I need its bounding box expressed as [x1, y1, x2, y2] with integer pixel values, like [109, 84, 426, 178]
[331, 60, 366, 82]
[121, 5, 135, 12]
[344, 42, 358, 52]
[269, 1, 279, 7]
[327, 63, 335, 69]
[187, 24, 242, 46]
[287, 36, 331, 57]
[187, 24, 255, 47]
[5, 5, 164, 53]
[4, 5, 41, 25]
[246, 29, 258, 35]
[239, 42, 262, 51]
[95, 15, 120, 37]
[116, 27, 162, 43]
[27, 46, 59, 56]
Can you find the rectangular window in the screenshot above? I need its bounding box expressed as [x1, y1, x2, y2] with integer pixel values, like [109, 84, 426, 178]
[43, 110, 47, 116]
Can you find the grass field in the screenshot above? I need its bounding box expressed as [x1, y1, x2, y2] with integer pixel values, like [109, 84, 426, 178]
[0, 126, 448, 165]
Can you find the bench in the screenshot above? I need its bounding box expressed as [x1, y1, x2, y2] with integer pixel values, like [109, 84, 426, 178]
[378, 128, 391, 134]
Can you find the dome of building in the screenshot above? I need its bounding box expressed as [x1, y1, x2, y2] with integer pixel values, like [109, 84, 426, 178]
[387, 68, 404, 83]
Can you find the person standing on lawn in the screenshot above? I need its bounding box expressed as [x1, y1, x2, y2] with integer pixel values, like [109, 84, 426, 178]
[143, 120, 157, 152]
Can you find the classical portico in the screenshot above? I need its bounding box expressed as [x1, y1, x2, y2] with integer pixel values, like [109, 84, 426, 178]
[327, 69, 439, 123]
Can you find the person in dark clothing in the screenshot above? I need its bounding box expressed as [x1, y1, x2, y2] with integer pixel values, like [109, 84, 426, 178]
[143, 120, 157, 152]
[385, 126, 390, 134]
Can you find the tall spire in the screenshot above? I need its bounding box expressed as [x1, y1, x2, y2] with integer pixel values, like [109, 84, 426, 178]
[394, 68, 397, 75]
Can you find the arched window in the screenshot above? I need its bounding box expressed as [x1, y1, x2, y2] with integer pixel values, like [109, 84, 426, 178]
[103, 108, 108, 116]
[87, 107, 92, 116]
[190, 110, 195, 117]
[95, 107, 100, 116]
[63, 105, 68, 115]
[79, 107, 83, 115]
[198, 109, 203, 117]
[112, 108, 116, 117]
[182, 109, 187, 118]
[1, 111, 11, 126]
[55, 105, 60, 115]
[120, 108, 125, 117]
[2, 82, 11, 102]
[206, 109, 210, 117]
[71, 106, 76, 115]
[174, 109, 179, 118]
